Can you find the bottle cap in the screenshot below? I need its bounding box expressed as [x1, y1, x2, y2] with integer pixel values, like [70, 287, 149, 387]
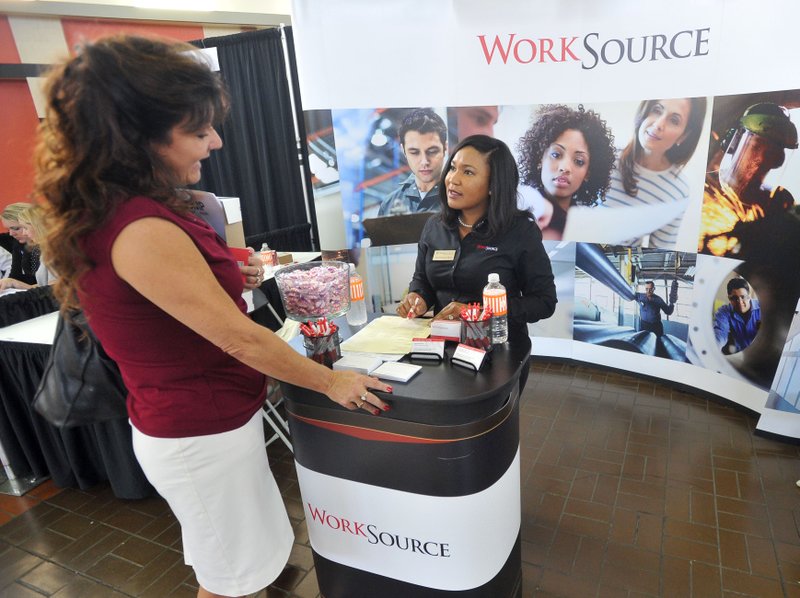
[488, 273, 499, 283]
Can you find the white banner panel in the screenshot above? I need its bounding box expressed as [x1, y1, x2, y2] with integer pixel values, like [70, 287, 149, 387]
[296, 450, 521, 591]
[292, 0, 800, 110]
[292, 0, 800, 438]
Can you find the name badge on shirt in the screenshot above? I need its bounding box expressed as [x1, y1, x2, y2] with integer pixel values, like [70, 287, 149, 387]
[432, 249, 456, 261]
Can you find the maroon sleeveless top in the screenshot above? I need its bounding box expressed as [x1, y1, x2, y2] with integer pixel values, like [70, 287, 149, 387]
[79, 196, 267, 437]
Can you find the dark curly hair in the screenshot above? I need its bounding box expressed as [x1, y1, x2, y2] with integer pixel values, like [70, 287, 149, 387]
[34, 35, 229, 311]
[518, 104, 616, 207]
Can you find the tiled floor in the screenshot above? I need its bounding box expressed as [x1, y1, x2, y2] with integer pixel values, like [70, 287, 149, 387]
[0, 360, 798, 597]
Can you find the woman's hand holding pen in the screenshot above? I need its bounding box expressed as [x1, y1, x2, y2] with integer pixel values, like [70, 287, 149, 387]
[397, 292, 427, 319]
[432, 301, 468, 321]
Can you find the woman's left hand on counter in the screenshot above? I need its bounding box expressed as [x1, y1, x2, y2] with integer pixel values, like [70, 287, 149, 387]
[325, 371, 392, 415]
[432, 301, 468, 321]
[241, 251, 265, 290]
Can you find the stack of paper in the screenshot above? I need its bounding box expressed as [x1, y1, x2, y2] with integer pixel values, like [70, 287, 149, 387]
[340, 316, 431, 355]
[332, 354, 383, 375]
[372, 362, 422, 382]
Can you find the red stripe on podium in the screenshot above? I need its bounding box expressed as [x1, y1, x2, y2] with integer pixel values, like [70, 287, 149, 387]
[291, 414, 453, 444]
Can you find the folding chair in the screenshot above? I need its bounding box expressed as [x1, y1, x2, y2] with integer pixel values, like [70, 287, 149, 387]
[262, 319, 300, 452]
[263, 381, 292, 452]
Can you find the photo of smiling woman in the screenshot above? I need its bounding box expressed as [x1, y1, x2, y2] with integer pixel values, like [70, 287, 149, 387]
[517, 104, 616, 240]
[603, 97, 708, 248]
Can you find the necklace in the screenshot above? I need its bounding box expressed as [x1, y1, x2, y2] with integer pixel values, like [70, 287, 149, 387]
[457, 216, 473, 228]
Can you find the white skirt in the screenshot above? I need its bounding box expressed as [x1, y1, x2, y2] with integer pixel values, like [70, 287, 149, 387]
[131, 411, 294, 596]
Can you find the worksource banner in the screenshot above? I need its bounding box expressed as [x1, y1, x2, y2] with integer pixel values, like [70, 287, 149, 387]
[292, 0, 800, 437]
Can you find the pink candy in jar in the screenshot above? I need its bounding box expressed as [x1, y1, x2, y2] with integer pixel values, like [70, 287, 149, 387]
[274, 262, 350, 320]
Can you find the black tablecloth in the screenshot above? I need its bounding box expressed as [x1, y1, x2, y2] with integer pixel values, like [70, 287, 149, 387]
[0, 286, 58, 327]
[0, 341, 154, 499]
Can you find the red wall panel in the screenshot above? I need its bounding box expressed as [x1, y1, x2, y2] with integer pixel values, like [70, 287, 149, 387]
[0, 16, 21, 63]
[0, 80, 40, 203]
[1, 18, 213, 212]
[62, 18, 205, 51]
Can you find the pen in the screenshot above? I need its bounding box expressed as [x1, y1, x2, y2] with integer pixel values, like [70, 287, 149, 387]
[407, 297, 420, 319]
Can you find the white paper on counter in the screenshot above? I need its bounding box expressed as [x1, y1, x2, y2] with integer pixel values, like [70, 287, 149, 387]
[340, 316, 431, 355]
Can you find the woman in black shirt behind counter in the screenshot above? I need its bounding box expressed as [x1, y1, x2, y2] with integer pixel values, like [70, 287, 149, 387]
[397, 134, 557, 336]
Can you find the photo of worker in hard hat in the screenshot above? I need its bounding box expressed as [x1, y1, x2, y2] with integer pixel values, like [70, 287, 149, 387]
[694, 91, 800, 392]
[573, 243, 694, 362]
[699, 95, 800, 258]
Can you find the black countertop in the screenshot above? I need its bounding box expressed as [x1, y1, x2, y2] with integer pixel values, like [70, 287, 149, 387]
[284, 316, 531, 426]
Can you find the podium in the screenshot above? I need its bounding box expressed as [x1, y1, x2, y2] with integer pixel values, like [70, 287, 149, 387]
[282, 323, 530, 597]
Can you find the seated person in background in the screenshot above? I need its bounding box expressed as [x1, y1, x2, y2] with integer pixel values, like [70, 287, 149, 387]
[714, 277, 760, 354]
[397, 134, 557, 331]
[0, 202, 38, 286]
[378, 108, 447, 216]
[0, 205, 56, 290]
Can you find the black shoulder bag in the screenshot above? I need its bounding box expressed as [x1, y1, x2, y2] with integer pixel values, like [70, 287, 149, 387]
[32, 310, 128, 427]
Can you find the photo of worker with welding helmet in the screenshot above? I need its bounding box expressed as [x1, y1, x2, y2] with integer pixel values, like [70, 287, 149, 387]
[695, 91, 800, 392]
[699, 96, 800, 258]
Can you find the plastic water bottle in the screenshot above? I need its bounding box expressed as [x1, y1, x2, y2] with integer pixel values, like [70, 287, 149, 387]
[483, 273, 508, 344]
[346, 264, 368, 326]
[259, 242, 278, 267]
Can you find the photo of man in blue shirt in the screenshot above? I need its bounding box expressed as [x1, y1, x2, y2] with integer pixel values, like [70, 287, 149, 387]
[634, 280, 676, 337]
[714, 277, 761, 354]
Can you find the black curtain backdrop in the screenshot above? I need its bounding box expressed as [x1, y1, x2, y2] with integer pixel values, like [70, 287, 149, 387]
[192, 28, 318, 250]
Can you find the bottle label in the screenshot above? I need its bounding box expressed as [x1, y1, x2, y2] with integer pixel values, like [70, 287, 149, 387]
[483, 290, 507, 316]
[259, 250, 278, 266]
[350, 277, 364, 302]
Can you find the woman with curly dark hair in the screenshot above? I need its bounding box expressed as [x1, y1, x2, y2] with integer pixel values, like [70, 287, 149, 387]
[517, 104, 616, 240]
[35, 35, 390, 598]
[604, 97, 707, 248]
